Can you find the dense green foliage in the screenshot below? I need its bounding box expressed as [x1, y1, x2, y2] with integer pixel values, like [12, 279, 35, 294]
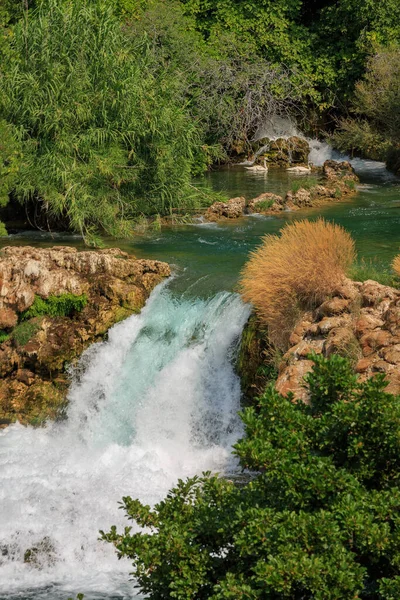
[333, 48, 400, 167]
[21, 294, 88, 321]
[103, 354, 400, 598]
[1, 0, 399, 239]
[180, 0, 400, 106]
[0, 0, 213, 242]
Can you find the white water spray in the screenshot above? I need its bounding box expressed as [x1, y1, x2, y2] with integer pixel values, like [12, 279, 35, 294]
[0, 284, 250, 598]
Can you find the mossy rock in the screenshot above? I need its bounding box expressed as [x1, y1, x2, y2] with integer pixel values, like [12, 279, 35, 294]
[237, 314, 280, 403]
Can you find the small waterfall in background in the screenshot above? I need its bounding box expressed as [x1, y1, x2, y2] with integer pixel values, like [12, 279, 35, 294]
[0, 283, 250, 598]
[253, 115, 395, 179]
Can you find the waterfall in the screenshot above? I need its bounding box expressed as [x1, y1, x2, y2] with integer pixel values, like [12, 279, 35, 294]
[0, 283, 250, 599]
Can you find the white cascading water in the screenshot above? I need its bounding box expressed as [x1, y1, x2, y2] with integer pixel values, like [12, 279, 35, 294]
[253, 115, 396, 178]
[0, 283, 250, 599]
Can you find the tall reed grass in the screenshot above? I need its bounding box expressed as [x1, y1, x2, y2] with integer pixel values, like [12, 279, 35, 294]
[240, 219, 356, 348]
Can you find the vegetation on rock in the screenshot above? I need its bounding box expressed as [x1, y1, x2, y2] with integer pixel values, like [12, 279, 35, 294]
[21, 294, 88, 321]
[240, 219, 355, 348]
[103, 354, 400, 599]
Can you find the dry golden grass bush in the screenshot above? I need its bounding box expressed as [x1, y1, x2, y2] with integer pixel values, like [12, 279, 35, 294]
[240, 219, 356, 348]
[392, 254, 400, 278]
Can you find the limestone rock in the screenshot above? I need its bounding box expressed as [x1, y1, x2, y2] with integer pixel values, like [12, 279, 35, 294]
[323, 160, 358, 182]
[0, 307, 17, 329]
[273, 276, 400, 400]
[205, 197, 246, 221]
[0, 246, 170, 427]
[247, 193, 284, 213]
[261, 136, 310, 167]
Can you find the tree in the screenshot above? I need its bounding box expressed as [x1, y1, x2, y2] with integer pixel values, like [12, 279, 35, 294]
[103, 354, 400, 599]
[333, 48, 400, 166]
[0, 0, 207, 243]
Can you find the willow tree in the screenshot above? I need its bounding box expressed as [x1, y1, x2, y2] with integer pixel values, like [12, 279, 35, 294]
[0, 0, 203, 242]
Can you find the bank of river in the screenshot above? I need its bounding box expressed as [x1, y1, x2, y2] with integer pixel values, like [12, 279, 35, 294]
[0, 156, 399, 599]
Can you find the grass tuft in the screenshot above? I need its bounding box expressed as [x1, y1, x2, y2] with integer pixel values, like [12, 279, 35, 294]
[240, 219, 356, 349]
[290, 176, 319, 193]
[0, 330, 10, 343]
[12, 320, 41, 346]
[350, 258, 399, 287]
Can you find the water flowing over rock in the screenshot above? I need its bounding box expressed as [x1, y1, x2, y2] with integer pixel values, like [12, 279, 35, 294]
[275, 279, 400, 401]
[0, 246, 170, 426]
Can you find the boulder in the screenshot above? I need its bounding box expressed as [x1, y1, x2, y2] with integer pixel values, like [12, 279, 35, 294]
[261, 136, 310, 167]
[247, 193, 284, 213]
[285, 188, 312, 207]
[205, 197, 246, 221]
[323, 160, 358, 183]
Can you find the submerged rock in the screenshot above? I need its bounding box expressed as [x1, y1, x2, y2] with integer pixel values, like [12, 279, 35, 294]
[0, 246, 170, 426]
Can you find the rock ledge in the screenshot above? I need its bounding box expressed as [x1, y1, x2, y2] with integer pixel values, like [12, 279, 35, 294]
[0, 246, 170, 426]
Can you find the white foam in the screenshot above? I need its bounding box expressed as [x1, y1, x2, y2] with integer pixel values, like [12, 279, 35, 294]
[0, 285, 250, 598]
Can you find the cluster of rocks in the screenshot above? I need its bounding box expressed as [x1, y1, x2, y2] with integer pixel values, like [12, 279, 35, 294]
[205, 160, 358, 221]
[231, 136, 310, 166]
[275, 278, 400, 402]
[0, 246, 170, 426]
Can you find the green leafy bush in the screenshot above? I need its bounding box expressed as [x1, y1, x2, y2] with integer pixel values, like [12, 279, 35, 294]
[21, 294, 88, 321]
[103, 354, 400, 598]
[0, 0, 209, 243]
[333, 48, 400, 163]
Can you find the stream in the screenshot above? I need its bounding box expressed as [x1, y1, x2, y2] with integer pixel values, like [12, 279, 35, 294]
[0, 144, 399, 599]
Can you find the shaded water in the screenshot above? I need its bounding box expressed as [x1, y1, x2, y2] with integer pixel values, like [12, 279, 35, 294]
[0, 148, 399, 599]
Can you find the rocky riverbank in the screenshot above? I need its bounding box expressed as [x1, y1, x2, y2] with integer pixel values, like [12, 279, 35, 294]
[0, 246, 170, 426]
[205, 160, 359, 221]
[240, 277, 400, 403]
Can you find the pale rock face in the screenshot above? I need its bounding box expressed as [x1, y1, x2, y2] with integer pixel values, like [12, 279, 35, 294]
[0, 246, 170, 426]
[275, 278, 400, 400]
[247, 193, 284, 214]
[204, 197, 246, 220]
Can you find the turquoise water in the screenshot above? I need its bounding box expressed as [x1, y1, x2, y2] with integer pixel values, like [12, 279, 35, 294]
[5, 162, 400, 296]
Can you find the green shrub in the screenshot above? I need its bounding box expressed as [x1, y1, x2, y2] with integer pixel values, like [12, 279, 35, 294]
[334, 48, 400, 163]
[103, 354, 400, 598]
[0, 0, 209, 243]
[21, 294, 88, 321]
[254, 199, 274, 211]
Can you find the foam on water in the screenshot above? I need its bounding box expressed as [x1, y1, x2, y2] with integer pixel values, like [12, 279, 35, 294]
[0, 283, 250, 598]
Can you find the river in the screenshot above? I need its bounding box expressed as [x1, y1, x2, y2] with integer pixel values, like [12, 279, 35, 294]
[0, 147, 399, 599]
